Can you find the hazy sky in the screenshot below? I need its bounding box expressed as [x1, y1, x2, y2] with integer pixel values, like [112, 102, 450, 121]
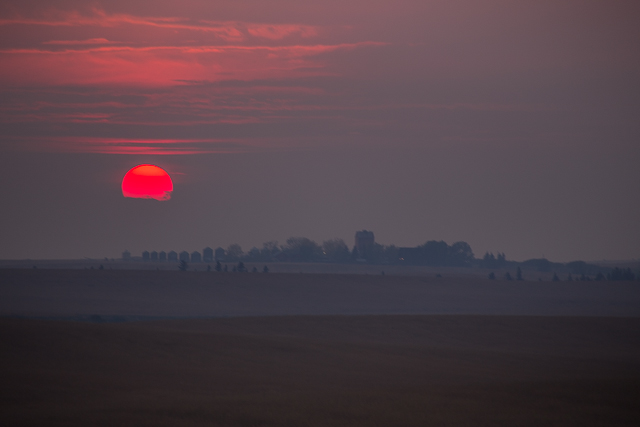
[1, 0, 639, 262]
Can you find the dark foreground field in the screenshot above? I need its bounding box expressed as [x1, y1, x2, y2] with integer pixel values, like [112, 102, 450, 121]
[2, 269, 640, 317]
[2, 315, 640, 426]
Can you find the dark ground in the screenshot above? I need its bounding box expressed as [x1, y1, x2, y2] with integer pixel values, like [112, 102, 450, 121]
[1, 268, 639, 426]
[2, 269, 640, 318]
[2, 315, 640, 426]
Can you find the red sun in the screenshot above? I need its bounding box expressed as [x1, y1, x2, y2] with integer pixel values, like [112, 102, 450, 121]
[122, 164, 173, 201]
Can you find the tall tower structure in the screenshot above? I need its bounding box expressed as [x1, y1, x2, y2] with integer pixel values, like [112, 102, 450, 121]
[354, 230, 375, 254]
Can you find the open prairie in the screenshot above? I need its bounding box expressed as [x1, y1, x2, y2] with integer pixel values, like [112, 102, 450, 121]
[2, 258, 618, 281]
[2, 268, 640, 318]
[2, 315, 640, 426]
[1, 269, 640, 426]
[0, 258, 524, 279]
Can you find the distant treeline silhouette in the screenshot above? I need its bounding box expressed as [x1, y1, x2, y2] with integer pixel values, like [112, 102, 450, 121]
[126, 235, 638, 280]
[607, 267, 637, 281]
[128, 238, 473, 266]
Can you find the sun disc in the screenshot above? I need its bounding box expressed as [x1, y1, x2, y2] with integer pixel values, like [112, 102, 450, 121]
[122, 164, 173, 201]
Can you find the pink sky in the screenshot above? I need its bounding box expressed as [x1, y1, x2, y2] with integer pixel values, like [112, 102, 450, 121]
[2, 0, 636, 154]
[0, 0, 639, 261]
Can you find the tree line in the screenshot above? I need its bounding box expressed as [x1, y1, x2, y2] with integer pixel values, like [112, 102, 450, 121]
[218, 238, 477, 267]
[131, 236, 639, 280]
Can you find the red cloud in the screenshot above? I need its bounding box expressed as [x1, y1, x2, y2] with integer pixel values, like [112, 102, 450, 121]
[13, 136, 269, 155]
[0, 7, 384, 87]
[0, 8, 319, 43]
[0, 42, 384, 87]
[0, 6, 389, 155]
[42, 38, 120, 45]
[246, 24, 318, 40]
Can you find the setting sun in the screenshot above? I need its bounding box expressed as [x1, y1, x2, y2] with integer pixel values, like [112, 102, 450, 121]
[122, 165, 173, 201]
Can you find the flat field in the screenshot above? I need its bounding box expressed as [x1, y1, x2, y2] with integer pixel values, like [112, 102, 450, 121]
[2, 268, 640, 318]
[1, 269, 639, 426]
[2, 315, 640, 426]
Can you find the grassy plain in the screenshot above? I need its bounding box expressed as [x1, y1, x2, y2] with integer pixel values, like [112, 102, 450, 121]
[2, 315, 640, 426]
[2, 268, 640, 318]
[0, 258, 574, 281]
[1, 268, 639, 426]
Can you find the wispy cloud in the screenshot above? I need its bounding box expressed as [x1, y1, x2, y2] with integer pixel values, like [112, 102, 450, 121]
[0, 6, 390, 154]
[0, 42, 385, 86]
[42, 38, 121, 45]
[246, 24, 318, 40]
[0, 8, 320, 42]
[7, 136, 273, 155]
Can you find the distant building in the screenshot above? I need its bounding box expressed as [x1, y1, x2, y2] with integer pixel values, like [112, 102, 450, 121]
[355, 230, 375, 254]
[122, 250, 131, 261]
[168, 250, 178, 262]
[215, 247, 225, 261]
[142, 250, 150, 261]
[159, 251, 167, 261]
[203, 247, 213, 263]
[191, 251, 202, 263]
[179, 251, 190, 262]
[150, 251, 158, 261]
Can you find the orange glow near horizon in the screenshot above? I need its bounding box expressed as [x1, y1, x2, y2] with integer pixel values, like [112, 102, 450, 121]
[122, 164, 173, 200]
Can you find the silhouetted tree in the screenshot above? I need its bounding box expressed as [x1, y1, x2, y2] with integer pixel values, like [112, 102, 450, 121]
[383, 245, 399, 264]
[322, 238, 351, 263]
[246, 247, 261, 262]
[215, 261, 221, 272]
[226, 244, 244, 262]
[178, 260, 188, 271]
[283, 237, 322, 262]
[516, 267, 523, 281]
[260, 241, 280, 261]
[251, 266, 258, 273]
[521, 258, 556, 272]
[450, 241, 474, 266]
[421, 240, 450, 266]
[552, 272, 560, 281]
[359, 242, 386, 264]
[504, 272, 512, 281]
[607, 267, 635, 281]
[482, 252, 497, 269]
[223, 264, 228, 272]
[496, 252, 507, 267]
[237, 261, 246, 272]
[263, 265, 269, 273]
[402, 240, 475, 267]
[351, 246, 360, 261]
[566, 260, 587, 275]
[488, 272, 495, 280]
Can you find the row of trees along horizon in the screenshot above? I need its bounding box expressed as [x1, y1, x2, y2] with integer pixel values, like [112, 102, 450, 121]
[125, 236, 638, 280]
